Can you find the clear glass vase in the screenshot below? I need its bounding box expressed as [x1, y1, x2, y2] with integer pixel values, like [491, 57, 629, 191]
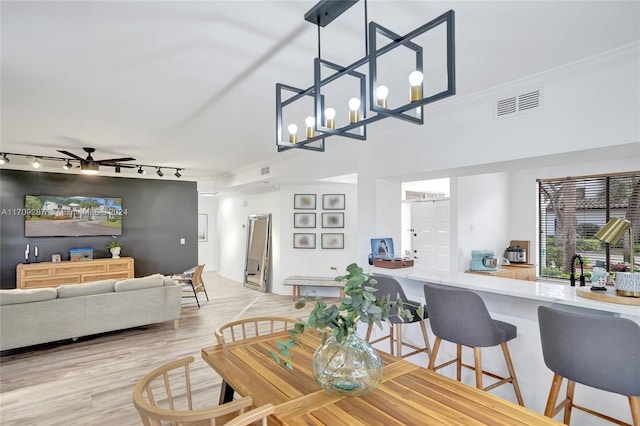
[312, 332, 383, 396]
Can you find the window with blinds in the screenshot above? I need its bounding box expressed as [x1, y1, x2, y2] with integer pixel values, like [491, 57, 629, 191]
[537, 172, 639, 280]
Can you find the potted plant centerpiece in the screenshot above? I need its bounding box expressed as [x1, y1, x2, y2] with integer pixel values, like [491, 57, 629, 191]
[272, 263, 419, 396]
[106, 241, 122, 259]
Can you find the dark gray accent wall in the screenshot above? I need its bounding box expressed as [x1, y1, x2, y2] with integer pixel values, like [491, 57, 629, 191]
[0, 169, 198, 288]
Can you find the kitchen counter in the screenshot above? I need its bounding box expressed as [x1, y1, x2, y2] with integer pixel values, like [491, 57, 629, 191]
[365, 265, 639, 424]
[368, 266, 639, 318]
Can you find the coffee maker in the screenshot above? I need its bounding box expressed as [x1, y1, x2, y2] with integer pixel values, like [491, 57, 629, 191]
[471, 249, 498, 271]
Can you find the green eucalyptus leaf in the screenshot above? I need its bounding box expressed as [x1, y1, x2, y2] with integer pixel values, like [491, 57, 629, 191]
[294, 299, 306, 309]
[270, 351, 281, 364]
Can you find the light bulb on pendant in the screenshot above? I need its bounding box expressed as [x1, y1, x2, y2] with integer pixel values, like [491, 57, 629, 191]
[408, 71, 423, 102]
[305, 116, 315, 139]
[287, 123, 298, 143]
[324, 108, 336, 130]
[376, 85, 389, 108]
[348, 97, 361, 124]
[32, 158, 41, 168]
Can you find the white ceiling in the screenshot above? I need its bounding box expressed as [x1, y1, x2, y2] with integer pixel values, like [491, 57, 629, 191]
[1, 1, 639, 185]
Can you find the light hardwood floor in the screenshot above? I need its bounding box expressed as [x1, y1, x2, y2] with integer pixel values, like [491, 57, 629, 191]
[0, 273, 319, 426]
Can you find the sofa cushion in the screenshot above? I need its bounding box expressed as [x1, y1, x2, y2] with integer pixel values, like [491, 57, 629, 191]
[163, 275, 179, 287]
[0, 288, 58, 305]
[114, 274, 164, 292]
[57, 279, 116, 298]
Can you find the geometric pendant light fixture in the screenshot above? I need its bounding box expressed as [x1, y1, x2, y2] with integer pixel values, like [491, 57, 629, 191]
[276, 0, 456, 152]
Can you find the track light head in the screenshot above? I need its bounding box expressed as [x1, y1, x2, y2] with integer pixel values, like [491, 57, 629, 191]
[115, 165, 121, 173]
[156, 168, 163, 177]
[137, 166, 145, 175]
[0, 154, 9, 164]
[32, 158, 41, 168]
[174, 169, 182, 178]
[63, 160, 72, 170]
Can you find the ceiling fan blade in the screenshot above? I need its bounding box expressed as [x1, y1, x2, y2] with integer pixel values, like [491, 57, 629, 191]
[97, 157, 136, 164]
[101, 163, 136, 168]
[57, 150, 84, 161]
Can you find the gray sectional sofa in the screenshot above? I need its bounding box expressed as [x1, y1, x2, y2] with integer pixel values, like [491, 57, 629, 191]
[0, 274, 182, 351]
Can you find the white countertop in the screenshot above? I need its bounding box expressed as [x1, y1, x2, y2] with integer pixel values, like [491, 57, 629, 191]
[368, 266, 640, 318]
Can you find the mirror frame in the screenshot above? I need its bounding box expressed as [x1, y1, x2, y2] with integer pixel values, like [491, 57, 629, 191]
[243, 213, 271, 292]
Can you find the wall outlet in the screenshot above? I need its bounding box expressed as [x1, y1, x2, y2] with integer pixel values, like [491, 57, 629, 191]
[180, 238, 185, 245]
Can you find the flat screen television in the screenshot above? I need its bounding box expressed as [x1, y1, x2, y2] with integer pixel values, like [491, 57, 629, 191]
[24, 195, 123, 237]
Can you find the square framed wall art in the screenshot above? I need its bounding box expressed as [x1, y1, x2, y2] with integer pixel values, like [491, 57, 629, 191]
[321, 233, 344, 249]
[322, 194, 345, 210]
[294, 194, 317, 210]
[293, 233, 316, 249]
[294, 213, 316, 228]
[322, 212, 344, 228]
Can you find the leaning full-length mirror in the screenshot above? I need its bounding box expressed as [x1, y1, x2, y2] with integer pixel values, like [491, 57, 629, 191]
[243, 213, 271, 292]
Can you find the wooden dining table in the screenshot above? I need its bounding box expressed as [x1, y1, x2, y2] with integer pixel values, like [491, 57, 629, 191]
[201, 331, 560, 425]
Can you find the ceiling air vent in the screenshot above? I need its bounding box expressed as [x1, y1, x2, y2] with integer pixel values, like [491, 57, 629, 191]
[260, 166, 270, 176]
[496, 96, 517, 117]
[495, 89, 543, 119]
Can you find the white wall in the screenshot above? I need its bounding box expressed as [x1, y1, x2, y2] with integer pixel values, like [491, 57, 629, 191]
[216, 184, 357, 295]
[198, 195, 219, 271]
[456, 172, 510, 271]
[217, 191, 280, 283]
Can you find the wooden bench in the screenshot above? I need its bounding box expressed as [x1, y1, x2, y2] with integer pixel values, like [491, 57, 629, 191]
[282, 276, 345, 300]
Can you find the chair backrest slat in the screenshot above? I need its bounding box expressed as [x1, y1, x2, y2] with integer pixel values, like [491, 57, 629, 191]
[215, 316, 299, 345]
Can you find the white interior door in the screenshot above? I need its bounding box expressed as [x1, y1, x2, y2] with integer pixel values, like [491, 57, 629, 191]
[411, 199, 450, 270]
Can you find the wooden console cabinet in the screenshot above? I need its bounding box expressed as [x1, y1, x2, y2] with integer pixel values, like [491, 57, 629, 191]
[16, 257, 134, 289]
[466, 264, 536, 282]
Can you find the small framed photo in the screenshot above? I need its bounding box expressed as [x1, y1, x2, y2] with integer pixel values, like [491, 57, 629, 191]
[322, 194, 345, 210]
[321, 233, 344, 249]
[293, 233, 316, 249]
[294, 194, 316, 210]
[294, 213, 316, 228]
[51, 253, 61, 263]
[322, 212, 344, 228]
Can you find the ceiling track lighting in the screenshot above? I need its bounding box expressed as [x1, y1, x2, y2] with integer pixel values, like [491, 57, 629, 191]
[0, 152, 185, 178]
[275, 0, 456, 152]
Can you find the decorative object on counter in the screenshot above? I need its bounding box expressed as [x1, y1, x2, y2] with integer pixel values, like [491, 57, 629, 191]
[570, 254, 586, 287]
[34, 245, 39, 263]
[69, 247, 94, 261]
[504, 245, 526, 263]
[589, 267, 610, 291]
[24, 243, 30, 264]
[373, 258, 414, 269]
[614, 272, 640, 298]
[106, 241, 122, 259]
[470, 249, 498, 271]
[51, 253, 61, 263]
[594, 217, 638, 297]
[271, 263, 418, 396]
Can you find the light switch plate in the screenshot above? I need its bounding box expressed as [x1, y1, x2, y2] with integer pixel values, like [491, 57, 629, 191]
[180, 238, 185, 245]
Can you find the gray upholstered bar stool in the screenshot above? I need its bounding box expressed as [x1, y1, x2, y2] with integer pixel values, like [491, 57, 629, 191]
[538, 305, 640, 425]
[423, 282, 524, 406]
[365, 276, 431, 360]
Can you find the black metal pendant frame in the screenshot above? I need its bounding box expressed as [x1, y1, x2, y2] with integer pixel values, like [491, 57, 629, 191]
[275, 2, 456, 152]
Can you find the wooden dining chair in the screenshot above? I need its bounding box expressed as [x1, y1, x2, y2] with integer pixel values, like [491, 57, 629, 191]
[214, 316, 300, 345]
[174, 264, 209, 308]
[222, 404, 274, 426]
[214, 316, 299, 404]
[132, 356, 254, 426]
